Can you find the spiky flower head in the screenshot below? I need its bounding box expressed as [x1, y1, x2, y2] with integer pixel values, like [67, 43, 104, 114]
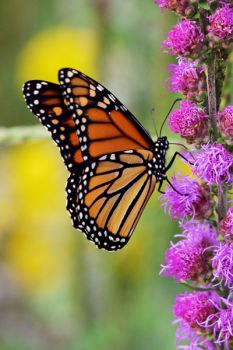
[208, 5, 233, 44]
[175, 321, 218, 349]
[180, 220, 218, 246]
[155, 0, 198, 17]
[162, 20, 205, 57]
[219, 207, 233, 239]
[202, 297, 233, 349]
[192, 143, 233, 185]
[212, 242, 233, 288]
[162, 239, 208, 281]
[217, 105, 233, 144]
[174, 291, 218, 328]
[174, 292, 220, 349]
[168, 100, 209, 144]
[167, 58, 206, 102]
[162, 222, 216, 281]
[161, 174, 213, 220]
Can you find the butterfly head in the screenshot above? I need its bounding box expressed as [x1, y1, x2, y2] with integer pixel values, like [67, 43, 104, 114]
[154, 136, 169, 152]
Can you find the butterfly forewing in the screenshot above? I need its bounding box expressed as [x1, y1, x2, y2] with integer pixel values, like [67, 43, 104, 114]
[23, 80, 83, 172]
[58, 68, 154, 162]
[66, 149, 156, 250]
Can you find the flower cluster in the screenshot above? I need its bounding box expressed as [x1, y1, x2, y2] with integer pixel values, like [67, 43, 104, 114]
[162, 20, 204, 57]
[154, 0, 233, 348]
[218, 105, 233, 144]
[192, 143, 233, 185]
[161, 174, 213, 219]
[208, 5, 233, 44]
[174, 292, 233, 349]
[168, 100, 209, 144]
[155, 0, 198, 17]
[219, 207, 233, 238]
[161, 221, 217, 282]
[167, 58, 206, 102]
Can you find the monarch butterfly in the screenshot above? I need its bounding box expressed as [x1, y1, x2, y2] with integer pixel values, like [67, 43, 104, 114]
[23, 68, 177, 251]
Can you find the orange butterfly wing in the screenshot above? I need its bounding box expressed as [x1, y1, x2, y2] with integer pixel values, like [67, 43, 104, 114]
[23, 80, 83, 172]
[23, 69, 160, 251]
[66, 149, 156, 250]
[58, 68, 154, 161]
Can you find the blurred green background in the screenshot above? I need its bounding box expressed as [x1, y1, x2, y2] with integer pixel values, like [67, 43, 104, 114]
[0, 1, 189, 349]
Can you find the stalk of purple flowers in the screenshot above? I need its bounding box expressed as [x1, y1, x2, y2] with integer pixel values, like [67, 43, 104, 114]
[154, 0, 233, 349]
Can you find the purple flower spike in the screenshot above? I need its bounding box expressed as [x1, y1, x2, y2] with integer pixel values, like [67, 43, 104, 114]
[162, 221, 216, 282]
[162, 20, 205, 57]
[155, 0, 197, 17]
[174, 292, 221, 349]
[174, 292, 218, 328]
[208, 5, 233, 43]
[168, 100, 209, 144]
[192, 144, 233, 185]
[212, 242, 233, 288]
[176, 320, 218, 349]
[180, 221, 218, 246]
[161, 174, 213, 220]
[162, 240, 206, 281]
[167, 58, 206, 102]
[217, 105, 233, 144]
[163, 238, 214, 282]
[202, 297, 233, 349]
[220, 207, 233, 239]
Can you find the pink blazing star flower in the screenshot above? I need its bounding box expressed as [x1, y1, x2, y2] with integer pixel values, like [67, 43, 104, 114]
[161, 174, 213, 220]
[174, 292, 220, 349]
[167, 58, 206, 102]
[174, 292, 218, 327]
[192, 144, 233, 185]
[155, 0, 198, 17]
[161, 221, 216, 282]
[219, 207, 233, 238]
[208, 5, 233, 43]
[212, 242, 233, 288]
[168, 100, 209, 144]
[162, 19, 205, 57]
[162, 239, 207, 281]
[217, 105, 233, 144]
[202, 297, 233, 350]
[180, 220, 218, 246]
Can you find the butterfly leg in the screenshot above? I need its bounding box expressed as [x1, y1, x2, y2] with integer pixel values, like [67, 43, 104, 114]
[157, 180, 165, 194]
[164, 177, 188, 196]
[165, 152, 192, 172]
[158, 176, 189, 196]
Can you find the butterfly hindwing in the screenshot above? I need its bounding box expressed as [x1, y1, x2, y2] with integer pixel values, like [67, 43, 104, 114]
[66, 149, 156, 251]
[58, 68, 154, 162]
[23, 80, 83, 172]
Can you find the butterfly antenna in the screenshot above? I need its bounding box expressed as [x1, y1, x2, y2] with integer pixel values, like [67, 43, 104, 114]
[159, 98, 182, 137]
[151, 108, 159, 138]
[169, 142, 196, 163]
[169, 142, 189, 150]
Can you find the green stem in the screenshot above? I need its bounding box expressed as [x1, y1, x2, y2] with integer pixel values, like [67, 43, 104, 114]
[206, 54, 227, 221]
[180, 282, 214, 292]
[0, 126, 47, 145]
[217, 184, 228, 222]
[206, 54, 218, 141]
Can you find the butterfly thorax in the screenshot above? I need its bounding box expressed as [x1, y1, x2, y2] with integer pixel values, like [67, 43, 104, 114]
[152, 136, 169, 182]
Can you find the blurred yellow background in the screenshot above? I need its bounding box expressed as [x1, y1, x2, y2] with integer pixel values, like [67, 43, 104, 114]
[0, 1, 191, 349]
